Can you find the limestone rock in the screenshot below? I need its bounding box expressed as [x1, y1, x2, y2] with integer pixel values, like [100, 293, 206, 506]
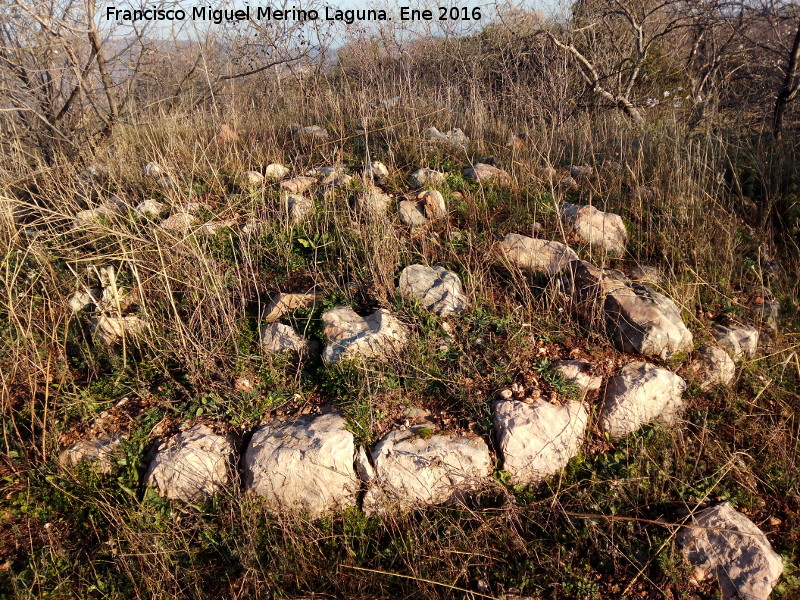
[158, 212, 198, 231]
[80, 163, 110, 183]
[144, 424, 232, 502]
[280, 176, 317, 194]
[363, 425, 491, 513]
[552, 359, 602, 392]
[424, 127, 469, 151]
[283, 194, 314, 223]
[558, 176, 579, 192]
[398, 264, 466, 315]
[68, 288, 101, 313]
[559, 203, 627, 255]
[686, 344, 736, 391]
[264, 163, 290, 179]
[562, 260, 693, 359]
[713, 323, 759, 360]
[494, 399, 588, 485]
[134, 199, 165, 218]
[59, 432, 126, 474]
[89, 315, 147, 345]
[355, 446, 375, 483]
[398, 190, 447, 226]
[243, 412, 358, 516]
[364, 161, 389, 184]
[289, 124, 329, 141]
[409, 168, 446, 189]
[678, 502, 783, 600]
[629, 264, 663, 286]
[569, 165, 593, 180]
[463, 163, 510, 183]
[496, 233, 578, 276]
[259, 322, 307, 354]
[263, 292, 320, 323]
[142, 162, 166, 178]
[598, 362, 686, 438]
[355, 187, 391, 216]
[239, 170, 264, 188]
[321, 306, 407, 363]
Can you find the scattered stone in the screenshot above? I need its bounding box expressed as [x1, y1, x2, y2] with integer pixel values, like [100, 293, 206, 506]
[68, 288, 101, 313]
[144, 424, 232, 503]
[463, 163, 510, 183]
[263, 292, 320, 323]
[629, 264, 663, 286]
[552, 359, 602, 392]
[259, 322, 307, 354]
[59, 432, 126, 474]
[289, 123, 329, 141]
[598, 361, 686, 438]
[494, 399, 588, 485]
[321, 171, 353, 188]
[264, 163, 290, 179]
[355, 446, 375, 483]
[243, 412, 359, 516]
[712, 323, 759, 360]
[409, 168, 446, 189]
[557, 176, 579, 192]
[363, 425, 491, 513]
[142, 162, 166, 178]
[280, 176, 317, 194]
[321, 306, 407, 363]
[355, 187, 391, 216]
[424, 127, 469, 151]
[134, 199, 165, 218]
[496, 233, 578, 276]
[239, 170, 264, 188]
[74, 205, 121, 226]
[678, 502, 783, 600]
[398, 264, 467, 316]
[398, 190, 447, 226]
[364, 161, 389, 184]
[562, 260, 693, 359]
[559, 203, 627, 255]
[80, 163, 110, 183]
[305, 166, 339, 177]
[158, 212, 198, 231]
[283, 194, 314, 223]
[89, 315, 147, 345]
[569, 165, 593, 180]
[685, 344, 736, 391]
[156, 174, 178, 190]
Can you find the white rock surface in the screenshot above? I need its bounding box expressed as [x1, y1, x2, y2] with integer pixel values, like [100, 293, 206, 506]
[355, 446, 375, 483]
[280, 176, 317, 194]
[142, 162, 165, 178]
[144, 424, 232, 502]
[158, 212, 198, 231]
[243, 412, 359, 516]
[494, 399, 588, 485]
[80, 163, 110, 183]
[239, 170, 264, 187]
[398, 190, 447, 226]
[409, 168, 446, 189]
[283, 194, 314, 223]
[463, 163, 509, 183]
[598, 362, 686, 438]
[59, 432, 126, 474]
[678, 502, 783, 600]
[364, 161, 389, 184]
[398, 264, 466, 315]
[89, 315, 147, 345]
[424, 127, 469, 151]
[496, 233, 578, 276]
[321, 306, 407, 363]
[259, 322, 307, 354]
[560, 203, 627, 255]
[134, 199, 165, 218]
[363, 425, 491, 513]
[713, 323, 759, 360]
[264, 163, 290, 179]
[263, 292, 319, 323]
[686, 344, 736, 391]
[569, 165, 593, 180]
[290, 124, 329, 141]
[355, 187, 391, 216]
[552, 359, 602, 392]
[68, 288, 100, 313]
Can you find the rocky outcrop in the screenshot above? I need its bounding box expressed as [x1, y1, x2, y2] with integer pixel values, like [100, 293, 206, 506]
[321, 306, 407, 363]
[562, 260, 693, 359]
[289, 124, 329, 141]
[398, 264, 467, 316]
[685, 344, 736, 390]
[239, 170, 264, 188]
[678, 502, 783, 600]
[559, 203, 627, 255]
[355, 187, 391, 216]
[259, 323, 307, 354]
[409, 168, 446, 189]
[598, 362, 686, 438]
[496, 233, 578, 276]
[263, 292, 320, 323]
[243, 412, 359, 516]
[551, 360, 603, 393]
[363, 425, 491, 513]
[283, 194, 314, 223]
[280, 176, 317, 194]
[144, 424, 233, 502]
[264, 163, 290, 179]
[134, 199, 165, 218]
[89, 315, 147, 345]
[494, 399, 588, 485]
[364, 161, 389, 184]
[424, 127, 469, 151]
[713, 323, 759, 360]
[59, 432, 126, 474]
[463, 163, 510, 183]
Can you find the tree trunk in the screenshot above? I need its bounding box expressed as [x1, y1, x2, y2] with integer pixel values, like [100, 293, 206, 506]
[773, 19, 800, 141]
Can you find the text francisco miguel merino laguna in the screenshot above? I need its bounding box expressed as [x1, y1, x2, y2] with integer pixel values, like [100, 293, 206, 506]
[104, 5, 462, 24]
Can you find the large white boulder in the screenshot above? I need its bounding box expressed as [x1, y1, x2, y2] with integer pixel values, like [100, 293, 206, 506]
[559, 203, 627, 255]
[322, 306, 407, 363]
[494, 399, 588, 485]
[398, 264, 466, 315]
[243, 412, 359, 516]
[598, 362, 686, 438]
[144, 424, 233, 502]
[678, 502, 783, 600]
